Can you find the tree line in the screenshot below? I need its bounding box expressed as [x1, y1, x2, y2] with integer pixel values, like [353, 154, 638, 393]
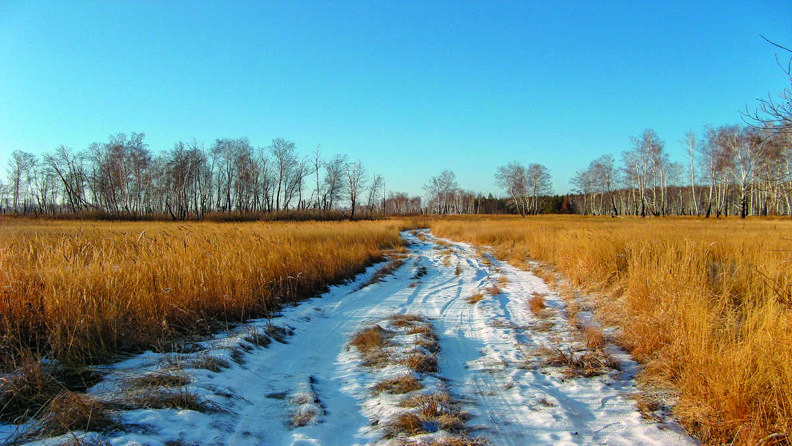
[4, 124, 790, 219]
[2, 135, 426, 220]
[568, 125, 792, 217]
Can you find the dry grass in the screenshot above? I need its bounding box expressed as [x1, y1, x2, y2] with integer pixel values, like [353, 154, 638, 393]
[387, 412, 426, 437]
[466, 292, 485, 304]
[125, 371, 190, 389]
[373, 375, 424, 395]
[401, 353, 439, 374]
[351, 325, 391, 354]
[363, 258, 405, 288]
[119, 388, 223, 413]
[528, 293, 546, 316]
[0, 360, 64, 424]
[583, 326, 606, 350]
[485, 285, 501, 296]
[21, 391, 119, 441]
[399, 391, 471, 434]
[351, 325, 393, 368]
[542, 347, 620, 378]
[0, 219, 405, 371]
[391, 313, 424, 327]
[432, 215, 792, 444]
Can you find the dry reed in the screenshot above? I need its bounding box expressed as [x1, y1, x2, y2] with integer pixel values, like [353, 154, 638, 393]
[432, 215, 792, 445]
[0, 219, 404, 371]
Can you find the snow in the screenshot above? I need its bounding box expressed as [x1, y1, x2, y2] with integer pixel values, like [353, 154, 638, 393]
[2, 230, 696, 445]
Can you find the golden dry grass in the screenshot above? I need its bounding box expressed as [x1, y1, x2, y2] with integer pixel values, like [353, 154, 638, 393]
[466, 292, 485, 304]
[431, 215, 792, 445]
[0, 219, 404, 370]
[528, 293, 546, 316]
[373, 375, 424, 395]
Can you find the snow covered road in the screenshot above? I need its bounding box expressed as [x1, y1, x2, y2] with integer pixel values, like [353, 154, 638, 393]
[8, 230, 695, 445]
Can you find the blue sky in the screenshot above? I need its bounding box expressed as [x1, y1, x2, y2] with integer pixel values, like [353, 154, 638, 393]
[1, 1, 790, 196]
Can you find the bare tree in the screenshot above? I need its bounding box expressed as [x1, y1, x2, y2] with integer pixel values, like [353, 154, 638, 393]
[525, 163, 551, 214]
[366, 173, 384, 214]
[270, 138, 297, 211]
[425, 170, 458, 214]
[7, 150, 38, 213]
[685, 132, 699, 215]
[44, 146, 90, 214]
[345, 160, 367, 220]
[322, 154, 347, 210]
[746, 36, 792, 136]
[495, 161, 529, 216]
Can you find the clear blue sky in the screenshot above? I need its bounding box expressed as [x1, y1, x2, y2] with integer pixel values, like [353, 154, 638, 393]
[1, 1, 790, 196]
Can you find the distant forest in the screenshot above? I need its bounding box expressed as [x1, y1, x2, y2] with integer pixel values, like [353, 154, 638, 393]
[2, 122, 791, 219]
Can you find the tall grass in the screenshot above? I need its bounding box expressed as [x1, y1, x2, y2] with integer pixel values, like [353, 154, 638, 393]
[432, 215, 792, 445]
[0, 219, 406, 370]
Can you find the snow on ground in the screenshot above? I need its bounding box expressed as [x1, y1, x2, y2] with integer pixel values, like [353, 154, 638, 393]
[2, 230, 696, 446]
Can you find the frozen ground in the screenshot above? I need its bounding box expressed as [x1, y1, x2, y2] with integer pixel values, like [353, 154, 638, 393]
[2, 230, 695, 445]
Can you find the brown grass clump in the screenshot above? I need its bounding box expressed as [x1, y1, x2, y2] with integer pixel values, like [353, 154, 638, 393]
[363, 259, 405, 288]
[402, 353, 439, 374]
[120, 389, 223, 413]
[125, 371, 191, 389]
[422, 437, 490, 446]
[528, 293, 546, 316]
[0, 360, 63, 424]
[23, 391, 118, 440]
[351, 325, 391, 354]
[485, 285, 501, 296]
[373, 375, 424, 395]
[387, 412, 426, 437]
[543, 348, 620, 378]
[184, 355, 231, 373]
[400, 392, 471, 434]
[466, 292, 485, 304]
[390, 313, 424, 327]
[583, 326, 606, 350]
[351, 325, 393, 368]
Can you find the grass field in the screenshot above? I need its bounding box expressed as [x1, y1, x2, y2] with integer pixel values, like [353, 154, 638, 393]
[432, 215, 792, 445]
[0, 218, 413, 372]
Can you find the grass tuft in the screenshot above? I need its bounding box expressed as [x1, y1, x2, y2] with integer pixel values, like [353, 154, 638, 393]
[401, 353, 439, 374]
[125, 371, 190, 389]
[466, 292, 485, 304]
[528, 293, 546, 316]
[373, 375, 423, 395]
[23, 391, 118, 440]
